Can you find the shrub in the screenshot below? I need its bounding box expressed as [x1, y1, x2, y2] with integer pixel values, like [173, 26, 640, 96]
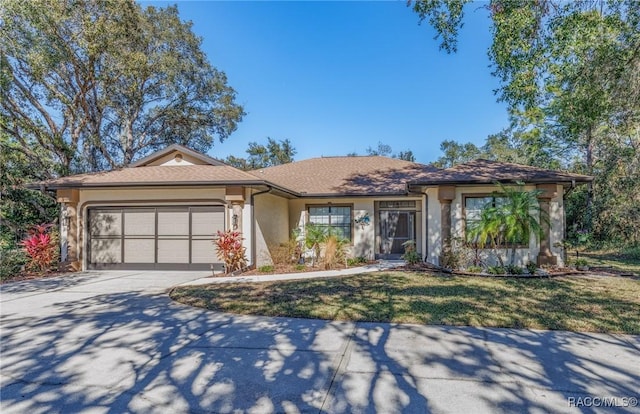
[323, 234, 348, 270]
[268, 239, 298, 266]
[466, 265, 483, 273]
[214, 230, 247, 273]
[575, 258, 589, 268]
[295, 264, 306, 271]
[305, 223, 327, 266]
[258, 265, 274, 273]
[0, 249, 28, 280]
[487, 265, 506, 275]
[439, 238, 464, 269]
[526, 261, 537, 274]
[19, 223, 59, 273]
[401, 240, 421, 265]
[347, 256, 367, 266]
[505, 264, 524, 275]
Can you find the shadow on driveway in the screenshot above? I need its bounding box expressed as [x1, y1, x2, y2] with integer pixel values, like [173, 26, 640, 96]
[1, 288, 639, 413]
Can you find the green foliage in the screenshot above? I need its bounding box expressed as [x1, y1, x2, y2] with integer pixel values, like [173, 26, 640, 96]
[395, 150, 416, 162]
[438, 239, 463, 270]
[366, 142, 393, 157]
[487, 265, 506, 275]
[431, 140, 483, 168]
[468, 182, 547, 265]
[526, 261, 537, 274]
[1, 134, 59, 248]
[0, 248, 28, 280]
[225, 137, 296, 170]
[1, 0, 244, 174]
[505, 264, 524, 275]
[258, 265, 274, 273]
[295, 264, 306, 271]
[466, 265, 483, 274]
[347, 256, 368, 266]
[416, 1, 640, 250]
[401, 240, 421, 265]
[574, 258, 589, 268]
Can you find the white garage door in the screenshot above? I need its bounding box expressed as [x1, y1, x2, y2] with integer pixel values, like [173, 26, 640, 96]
[88, 206, 225, 270]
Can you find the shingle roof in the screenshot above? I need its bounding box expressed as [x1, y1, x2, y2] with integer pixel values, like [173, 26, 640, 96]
[41, 165, 267, 189]
[409, 159, 593, 186]
[251, 156, 440, 195]
[38, 149, 593, 195]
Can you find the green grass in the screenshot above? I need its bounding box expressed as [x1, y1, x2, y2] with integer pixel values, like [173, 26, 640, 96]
[576, 248, 640, 275]
[171, 272, 640, 334]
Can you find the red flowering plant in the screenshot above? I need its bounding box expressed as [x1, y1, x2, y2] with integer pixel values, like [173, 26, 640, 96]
[213, 230, 247, 273]
[19, 223, 59, 273]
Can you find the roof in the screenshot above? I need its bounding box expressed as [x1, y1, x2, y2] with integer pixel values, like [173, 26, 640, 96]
[251, 156, 440, 196]
[35, 146, 593, 194]
[408, 159, 593, 186]
[40, 165, 268, 189]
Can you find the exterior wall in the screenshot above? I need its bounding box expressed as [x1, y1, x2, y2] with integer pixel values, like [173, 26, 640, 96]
[76, 187, 228, 270]
[426, 184, 566, 267]
[288, 196, 424, 260]
[253, 192, 290, 266]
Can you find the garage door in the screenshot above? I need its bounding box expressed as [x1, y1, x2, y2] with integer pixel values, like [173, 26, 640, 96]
[88, 206, 225, 270]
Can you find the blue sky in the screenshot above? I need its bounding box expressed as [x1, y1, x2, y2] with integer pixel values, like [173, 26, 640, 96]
[144, 1, 508, 164]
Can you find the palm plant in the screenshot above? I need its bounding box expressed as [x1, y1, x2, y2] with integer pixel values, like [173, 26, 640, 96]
[468, 182, 549, 265]
[304, 223, 327, 267]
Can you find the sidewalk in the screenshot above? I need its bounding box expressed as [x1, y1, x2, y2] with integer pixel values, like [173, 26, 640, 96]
[177, 260, 406, 287]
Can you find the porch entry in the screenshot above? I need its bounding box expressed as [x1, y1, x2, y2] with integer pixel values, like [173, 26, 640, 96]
[377, 200, 417, 259]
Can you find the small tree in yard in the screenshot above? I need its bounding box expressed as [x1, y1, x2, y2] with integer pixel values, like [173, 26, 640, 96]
[468, 182, 548, 266]
[214, 230, 247, 273]
[19, 223, 59, 273]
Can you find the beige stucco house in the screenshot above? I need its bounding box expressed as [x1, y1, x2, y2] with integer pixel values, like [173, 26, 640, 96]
[39, 144, 592, 271]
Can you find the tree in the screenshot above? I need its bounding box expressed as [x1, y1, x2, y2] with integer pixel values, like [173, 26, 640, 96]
[225, 137, 296, 170]
[354, 142, 416, 161]
[366, 142, 393, 157]
[413, 0, 640, 245]
[431, 140, 483, 168]
[1, 0, 244, 176]
[396, 150, 416, 162]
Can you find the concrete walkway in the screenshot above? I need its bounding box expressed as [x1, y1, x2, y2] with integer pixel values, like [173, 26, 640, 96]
[179, 261, 405, 287]
[1, 270, 639, 413]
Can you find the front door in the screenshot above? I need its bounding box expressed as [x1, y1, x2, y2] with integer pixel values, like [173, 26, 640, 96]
[379, 211, 415, 258]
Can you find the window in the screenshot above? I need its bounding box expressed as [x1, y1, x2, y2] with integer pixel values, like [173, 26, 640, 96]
[308, 205, 352, 240]
[464, 196, 526, 246]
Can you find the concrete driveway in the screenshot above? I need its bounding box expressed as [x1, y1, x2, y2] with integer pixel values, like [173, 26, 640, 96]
[1, 271, 638, 414]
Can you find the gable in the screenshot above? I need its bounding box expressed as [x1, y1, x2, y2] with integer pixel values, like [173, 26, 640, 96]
[145, 151, 209, 166]
[130, 144, 225, 167]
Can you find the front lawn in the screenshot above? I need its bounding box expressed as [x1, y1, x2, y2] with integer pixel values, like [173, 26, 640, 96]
[170, 272, 640, 334]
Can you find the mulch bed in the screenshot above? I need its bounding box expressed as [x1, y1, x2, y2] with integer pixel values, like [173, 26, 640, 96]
[1, 270, 71, 284]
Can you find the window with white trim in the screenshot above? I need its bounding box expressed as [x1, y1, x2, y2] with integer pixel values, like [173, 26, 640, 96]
[308, 205, 352, 240]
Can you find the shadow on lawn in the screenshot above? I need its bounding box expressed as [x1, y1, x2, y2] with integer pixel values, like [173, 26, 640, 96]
[1, 278, 639, 413]
[177, 274, 640, 334]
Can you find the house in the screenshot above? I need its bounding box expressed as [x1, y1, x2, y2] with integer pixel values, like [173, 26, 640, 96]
[39, 144, 592, 271]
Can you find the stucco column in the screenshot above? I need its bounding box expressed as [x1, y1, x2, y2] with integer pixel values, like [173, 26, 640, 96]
[231, 202, 244, 233]
[536, 184, 558, 266]
[56, 189, 81, 271]
[438, 186, 455, 243]
[225, 186, 245, 234]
